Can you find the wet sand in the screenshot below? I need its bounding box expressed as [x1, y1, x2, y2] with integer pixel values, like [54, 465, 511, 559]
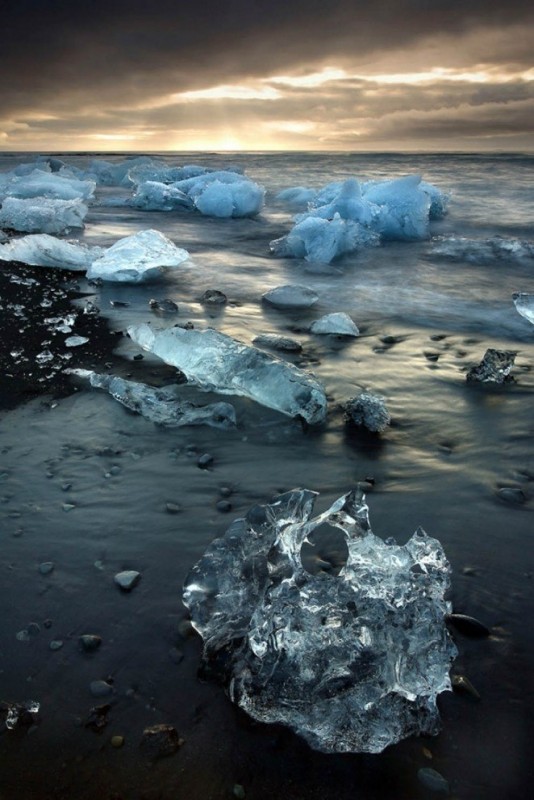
[1, 258, 533, 800]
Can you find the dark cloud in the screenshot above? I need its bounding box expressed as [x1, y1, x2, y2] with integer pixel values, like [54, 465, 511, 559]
[1, 0, 533, 149]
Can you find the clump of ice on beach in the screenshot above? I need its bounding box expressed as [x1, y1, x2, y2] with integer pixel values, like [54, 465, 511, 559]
[512, 292, 534, 325]
[0, 234, 104, 270]
[72, 370, 237, 429]
[271, 174, 448, 263]
[310, 312, 360, 337]
[131, 181, 194, 211]
[430, 236, 534, 265]
[0, 169, 95, 203]
[86, 229, 189, 283]
[183, 487, 457, 754]
[128, 323, 328, 424]
[0, 197, 88, 234]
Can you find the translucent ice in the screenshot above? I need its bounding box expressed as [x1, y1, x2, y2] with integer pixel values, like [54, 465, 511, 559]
[127, 323, 328, 424]
[84, 156, 161, 186]
[0, 197, 88, 234]
[310, 312, 360, 337]
[132, 181, 194, 211]
[0, 234, 104, 270]
[262, 284, 319, 309]
[72, 370, 237, 429]
[363, 174, 431, 241]
[0, 169, 95, 202]
[86, 229, 189, 283]
[270, 214, 378, 264]
[193, 178, 264, 218]
[466, 349, 516, 384]
[183, 488, 456, 754]
[512, 292, 534, 325]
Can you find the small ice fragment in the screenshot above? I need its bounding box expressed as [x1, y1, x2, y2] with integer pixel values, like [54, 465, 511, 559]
[310, 312, 359, 337]
[86, 229, 189, 283]
[3, 700, 40, 730]
[65, 335, 89, 347]
[127, 324, 328, 425]
[345, 392, 391, 433]
[183, 488, 457, 754]
[71, 370, 237, 429]
[262, 284, 319, 309]
[149, 298, 179, 313]
[512, 292, 534, 325]
[466, 349, 516, 384]
[114, 570, 141, 592]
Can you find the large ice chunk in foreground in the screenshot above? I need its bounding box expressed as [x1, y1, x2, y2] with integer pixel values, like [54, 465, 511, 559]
[270, 214, 378, 263]
[72, 370, 237, 429]
[0, 197, 88, 234]
[86, 229, 189, 283]
[183, 488, 457, 754]
[512, 292, 534, 325]
[0, 234, 104, 270]
[128, 323, 327, 424]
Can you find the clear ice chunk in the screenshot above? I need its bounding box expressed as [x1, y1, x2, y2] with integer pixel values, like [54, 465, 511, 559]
[0, 197, 88, 234]
[0, 169, 95, 202]
[466, 348, 516, 384]
[0, 233, 104, 270]
[262, 284, 319, 309]
[310, 312, 360, 337]
[183, 488, 457, 754]
[86, 229, 189, 283]
[512, 292, 534, 325]
[132, 180, 194, 211]
[71, 370, 237, 429]
[127, 323, 328, 425]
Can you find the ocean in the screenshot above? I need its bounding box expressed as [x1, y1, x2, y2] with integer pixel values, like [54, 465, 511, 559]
[0, 151, 533, 799]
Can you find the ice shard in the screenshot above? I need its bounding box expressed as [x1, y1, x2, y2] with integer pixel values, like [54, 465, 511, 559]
[127, 323, 327, 425]
[86, 229, 189, 283]
[466, 348, 516, 384]
[183, 488, 457, 754]
[71, 370, 237, 429]
[513, 292, 534, 325]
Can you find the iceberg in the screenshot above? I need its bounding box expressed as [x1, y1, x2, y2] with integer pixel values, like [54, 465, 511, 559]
[183, 487, 457, 754]
[310, 312, 360, 337]
[0, 169, 95, 202]
[193, 178, 264, 218]
[262, 284, 319, 309]
[127, 323, 328, 425]
[311, 179, 379, 227]
[72, 370, 237, 429]
[345, 392, 391, 433]
[83, 156, 161, 186]
[512, 292, 534, 325]
[0, 197, 88, 234]
[275, 186, 317, 208]
[270, 214, 378, 264]
[86, 229, 189, 283]
[131, 181, 194, 211]
[0, 234, 104, 270]
[466, 349, 516, 384]
[363, 174, 431, 241]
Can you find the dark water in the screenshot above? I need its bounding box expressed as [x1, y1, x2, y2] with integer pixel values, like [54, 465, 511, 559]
[0, 152, 533, 799]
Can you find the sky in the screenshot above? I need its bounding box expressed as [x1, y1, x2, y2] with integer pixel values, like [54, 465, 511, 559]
[1, 0, 533, 152]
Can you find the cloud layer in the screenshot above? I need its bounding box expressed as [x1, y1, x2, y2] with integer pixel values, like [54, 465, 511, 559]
[2, 1, 533, 150]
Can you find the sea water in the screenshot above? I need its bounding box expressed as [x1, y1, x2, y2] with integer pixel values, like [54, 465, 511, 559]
[0, 151, 532, 799]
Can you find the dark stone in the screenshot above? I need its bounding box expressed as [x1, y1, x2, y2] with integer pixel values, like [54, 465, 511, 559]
[216, 500, 232, 513]
[197, 453, 214, 469]
[200, 289, 227, 305]
[79, 634, 102, 653]
[140, 724, 183, 760]
[84, 703, 112, 732]
[497, 487, 526, 505]
[446, 613, 490, 637]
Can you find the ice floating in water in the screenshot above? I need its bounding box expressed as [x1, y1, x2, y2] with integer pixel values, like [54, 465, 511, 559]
[183, 487, 456, 754]
[262, 284, 319, 309]
[0, 169, 95, 202]
[466, 349, 516, 384]
[132, 181, 194, 211]
[512, 292, 534, 325]
[193, 178, 264, 218]
[271, 174, 445, 264]
[430, 235, 534, 264]
[72, 370, 237, 429]
[270, 214, 379, 264]
[127, 323, 328, 425]
[0, 234, 104, 270]
[310, 312, 360, 337]
[86, 229, 189, 283]
[0, 197, 88, 234]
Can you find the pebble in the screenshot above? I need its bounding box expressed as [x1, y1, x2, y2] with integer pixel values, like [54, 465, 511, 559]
[140, 724, 183, 760]
[38, 561, 55, 575]
[49, 640, 64, 651]
[451, 674, 481, 699]
[133, 353, 144, 361]
[497, 487, 526, 505]
[233, 786, 246, 799]
[89, 680, 113, 697]
[166, 502, 182, 514]
[27, 622, 41, 636]
[114, 570, 141, 592]
[62, 503, 76, 512]
[61, 483, 72, 491]
[216, 500, 232, 513]
[417, 767, 450, 794]
[200, 289, 227, 305]
[219, 485, 233, 497]
[43, 619, 53, 629]
[197, 453, 214, 469]
[111, 735, 125, 748]
[79, 634, 102, 653]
